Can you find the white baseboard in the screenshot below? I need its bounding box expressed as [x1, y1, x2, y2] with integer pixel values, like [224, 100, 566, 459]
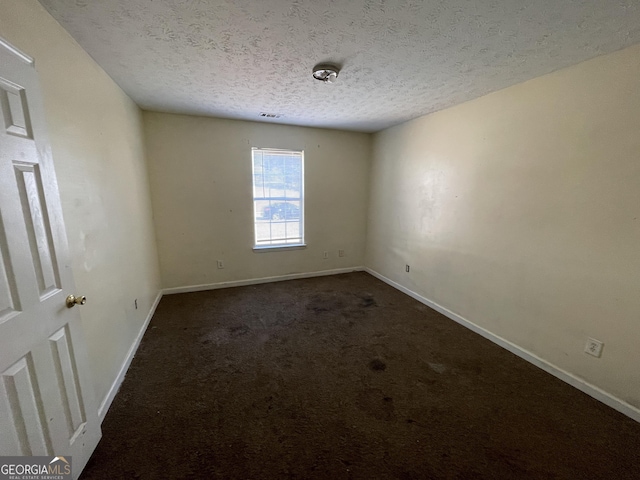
[163, 267, 365, 295]
[365, 267, 640, 424]
[98, 290, 163, 422]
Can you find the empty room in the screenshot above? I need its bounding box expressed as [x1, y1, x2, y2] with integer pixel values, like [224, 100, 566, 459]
[0, 0, 639, 478]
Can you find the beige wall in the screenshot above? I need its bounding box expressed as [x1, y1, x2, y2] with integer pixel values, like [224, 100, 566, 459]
[367, 44, 640, 410]
[144, 112, 370, 289]
[0, 0, 161, 408]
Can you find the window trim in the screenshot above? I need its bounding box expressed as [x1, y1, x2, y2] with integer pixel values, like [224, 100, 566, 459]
[251, 147, 305, 250]
[252, 244, 307, 252]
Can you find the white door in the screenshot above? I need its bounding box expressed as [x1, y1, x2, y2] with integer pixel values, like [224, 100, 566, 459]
[0, 39, 101, 477]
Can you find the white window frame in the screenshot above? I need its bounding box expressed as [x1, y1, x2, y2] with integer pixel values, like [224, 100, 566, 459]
[251, 147, 305, 250]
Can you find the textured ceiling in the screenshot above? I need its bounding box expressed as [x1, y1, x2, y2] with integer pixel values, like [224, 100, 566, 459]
[39, 0, 640, 132]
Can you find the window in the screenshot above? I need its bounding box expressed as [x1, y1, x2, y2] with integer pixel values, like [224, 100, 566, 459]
[252, 148, 304, 248]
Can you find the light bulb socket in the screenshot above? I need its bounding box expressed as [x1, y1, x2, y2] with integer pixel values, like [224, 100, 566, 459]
[312, 63, 340, 83]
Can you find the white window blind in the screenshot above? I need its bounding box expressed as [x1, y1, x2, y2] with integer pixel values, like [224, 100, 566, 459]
[252, 148, 304, 248]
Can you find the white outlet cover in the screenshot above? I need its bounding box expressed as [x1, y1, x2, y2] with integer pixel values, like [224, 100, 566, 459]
[584, 337, 604, 358]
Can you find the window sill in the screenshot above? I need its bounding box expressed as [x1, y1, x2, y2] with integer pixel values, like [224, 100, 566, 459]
[253, 244, 307, 252]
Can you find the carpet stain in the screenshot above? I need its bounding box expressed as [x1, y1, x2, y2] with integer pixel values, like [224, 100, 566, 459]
[306, 292, 346, 314]
[358, 293, 377, 308]
[228, 324, 250, 337]
[369, 358, 387, 371]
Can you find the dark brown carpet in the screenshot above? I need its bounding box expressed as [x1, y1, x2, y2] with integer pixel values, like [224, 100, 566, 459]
[82, 272, 640, 479]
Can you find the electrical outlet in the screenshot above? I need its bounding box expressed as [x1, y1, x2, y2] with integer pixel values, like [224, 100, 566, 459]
[405, 265, 410, 273]
[584, 337, 603, 358]
[134, 299, 138, 310]
[217, 260, 224, 269]
[323, 251, 329, 260]
[338, 249, 345, 257]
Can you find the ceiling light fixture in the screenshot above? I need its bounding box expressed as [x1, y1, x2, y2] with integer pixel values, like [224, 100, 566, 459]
[312, 63, 340, 84]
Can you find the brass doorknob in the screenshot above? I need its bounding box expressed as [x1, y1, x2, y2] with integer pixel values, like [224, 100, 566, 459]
[66, 294, 87, 308]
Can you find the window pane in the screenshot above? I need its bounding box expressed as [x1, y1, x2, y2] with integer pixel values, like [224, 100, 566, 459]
[285, 175, 300, 198]
[252, 149, 304, 246]
[253, 174, 264, 198]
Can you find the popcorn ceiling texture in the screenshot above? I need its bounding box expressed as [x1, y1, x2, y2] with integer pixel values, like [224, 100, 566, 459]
[39, 0, 640, 132]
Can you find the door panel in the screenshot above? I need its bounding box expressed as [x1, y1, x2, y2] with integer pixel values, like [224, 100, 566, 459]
[0, 77, 33, 139]
[1, 354, 53, 456]
[49, 325, 87, 441]
[14, 161, 61, 298]
[0, 37, 101, 478]
[0, 213, 21, 322]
